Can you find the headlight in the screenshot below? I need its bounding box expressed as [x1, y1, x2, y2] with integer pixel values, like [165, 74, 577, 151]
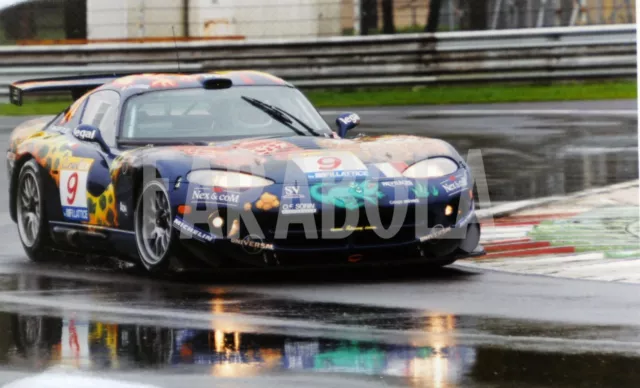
[187, 170, 274, 188]
[403, 157, 459, 179]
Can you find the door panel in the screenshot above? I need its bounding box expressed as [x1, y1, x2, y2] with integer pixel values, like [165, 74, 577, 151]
[76, 90, 121, 228]
[47, 90, 122, 228]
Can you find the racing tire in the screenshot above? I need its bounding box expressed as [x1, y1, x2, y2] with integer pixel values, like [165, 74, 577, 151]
[134, 179, 176, 273]
[15, 159, 57, 262]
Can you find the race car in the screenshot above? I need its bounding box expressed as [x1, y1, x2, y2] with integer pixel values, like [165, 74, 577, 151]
[6, 71, 484, 274]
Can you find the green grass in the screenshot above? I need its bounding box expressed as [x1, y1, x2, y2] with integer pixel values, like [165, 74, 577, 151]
[0, 81, 636, 115]
[0, 99, 71, 116]
[305, 81, 637, 108]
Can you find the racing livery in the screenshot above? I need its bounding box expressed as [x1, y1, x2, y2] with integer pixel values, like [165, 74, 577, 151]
[6, 71, 484, 273]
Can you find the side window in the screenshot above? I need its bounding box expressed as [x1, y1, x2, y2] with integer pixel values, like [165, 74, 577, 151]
[50, 95, 88, 131]
[80, 90, 120, 146]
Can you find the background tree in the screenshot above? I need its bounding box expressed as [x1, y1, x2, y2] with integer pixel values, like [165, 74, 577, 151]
[425, 0, 442, 32]
[360, 0, 379, 35]
[381, 0, 395, 34]
[467, 0, 489, 30]
[64, 0, 86, 40]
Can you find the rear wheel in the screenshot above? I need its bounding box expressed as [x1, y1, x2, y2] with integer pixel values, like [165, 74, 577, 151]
[134, 179, 175, 273]
[16, 159, 56, 262]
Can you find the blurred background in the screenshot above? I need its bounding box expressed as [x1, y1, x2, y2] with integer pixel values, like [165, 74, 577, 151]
[0, 0, 635, 204]
[0, 0, 635, 43]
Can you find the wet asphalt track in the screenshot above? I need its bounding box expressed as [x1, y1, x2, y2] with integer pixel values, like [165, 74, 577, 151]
[0, 100, 637, 387]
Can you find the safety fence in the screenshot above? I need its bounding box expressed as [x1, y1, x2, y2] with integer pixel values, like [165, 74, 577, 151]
[0, 0, 635, 43]
[0, 23, 635, 101]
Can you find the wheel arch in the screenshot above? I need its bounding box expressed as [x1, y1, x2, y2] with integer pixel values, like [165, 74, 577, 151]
[131, 165, 163, 208]
[9, 154, 36, 223]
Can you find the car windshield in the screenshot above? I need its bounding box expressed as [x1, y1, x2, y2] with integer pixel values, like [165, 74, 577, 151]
[120, 86, 332, 140]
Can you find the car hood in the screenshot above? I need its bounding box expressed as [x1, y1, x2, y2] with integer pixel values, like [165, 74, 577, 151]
[117, 135, 464, 184]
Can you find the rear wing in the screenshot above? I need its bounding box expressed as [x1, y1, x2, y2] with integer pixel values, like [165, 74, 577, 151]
[9, 74, 126, 106]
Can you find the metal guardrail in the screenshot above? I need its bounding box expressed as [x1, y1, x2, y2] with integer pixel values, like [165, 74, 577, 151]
[0, 24, 635, 101]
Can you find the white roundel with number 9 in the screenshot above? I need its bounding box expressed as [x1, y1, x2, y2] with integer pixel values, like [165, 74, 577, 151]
[60, 170, 88, 206]
[316, 156, 342, 171]
[292, 151, 367, 178]
[59, 158, 92, 222]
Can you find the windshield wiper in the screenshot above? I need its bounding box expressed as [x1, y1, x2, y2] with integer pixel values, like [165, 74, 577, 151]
[241, 96, 320, 136]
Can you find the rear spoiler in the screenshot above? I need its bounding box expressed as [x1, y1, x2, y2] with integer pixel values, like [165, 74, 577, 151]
[9, 73, 131, 106]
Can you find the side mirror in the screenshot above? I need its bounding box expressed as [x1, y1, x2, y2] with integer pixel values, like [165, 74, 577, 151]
[335, 112, 360, 138]
[72, 124, 112, 156]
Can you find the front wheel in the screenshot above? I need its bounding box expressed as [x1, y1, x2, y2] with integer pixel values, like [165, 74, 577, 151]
[16, 159, 55, 262]
[134, 179, 175, 273]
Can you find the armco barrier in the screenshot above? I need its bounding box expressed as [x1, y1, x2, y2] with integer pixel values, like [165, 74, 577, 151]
[0, 24, 635, 101]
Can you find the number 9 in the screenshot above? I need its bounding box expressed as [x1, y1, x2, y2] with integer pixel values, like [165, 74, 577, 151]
[67, 172, 78, 204]
[318, 156, 341, 171]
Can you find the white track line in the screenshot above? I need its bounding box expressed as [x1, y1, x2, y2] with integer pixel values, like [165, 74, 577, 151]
[476, 253, 606, 269]
[548, 260, 640, 278]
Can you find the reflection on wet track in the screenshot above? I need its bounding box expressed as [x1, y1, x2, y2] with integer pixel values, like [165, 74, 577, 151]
[0, 267, 639, 386]
[3, 309, 640, 387]
[4, 312, 478, 386]
[332, 105, 638, 202]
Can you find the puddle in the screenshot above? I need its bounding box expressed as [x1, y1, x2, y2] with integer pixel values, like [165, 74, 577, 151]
[346, 114, 638, 202]
[0, 269, 637, 386]
[0, 310, 638, 387]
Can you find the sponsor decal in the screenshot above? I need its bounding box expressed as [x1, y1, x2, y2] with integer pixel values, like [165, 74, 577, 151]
[231, 235, 274, 254]
[173, 218, 215, 243]
[119, 202, 128, 215]
[60, 157, 93, 171]
[419, 224, 452, 242]
[381, 180, 413, 188]
[389, 198, 420, 205]
[72, 128, 97, 141]
[338, 113, 360, 125]
[310, 181, 383, 210]
[292, 152, 369, 180]
[330, 225, 377, 232]
[59, 157, 94, 222]
[63, 207, 89, 222]
[411, 182, 439, 199]
[255, 192, 280, 211]
[282, 185, 304, 199]
[191, 188, 240, 206]
[308, 170, 368, 179]
[441, 173, 468, 195]
[281, 203, 317, 215]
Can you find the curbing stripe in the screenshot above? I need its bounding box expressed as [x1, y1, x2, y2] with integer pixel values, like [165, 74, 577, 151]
[479, 179, 638, 220]
[479, 246, 576, 259]
[473, 253, 606, 268]
[487, 220, 543, 227]
[483, 237, 532, 247]
[484, 241, 551, 253]
[492, 213, 581, 222]
[467, 180, 638, 283]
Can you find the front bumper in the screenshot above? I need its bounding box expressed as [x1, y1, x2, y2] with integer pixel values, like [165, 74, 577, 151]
[170, 171, 483, 268]
[171, 205, 483, 269]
